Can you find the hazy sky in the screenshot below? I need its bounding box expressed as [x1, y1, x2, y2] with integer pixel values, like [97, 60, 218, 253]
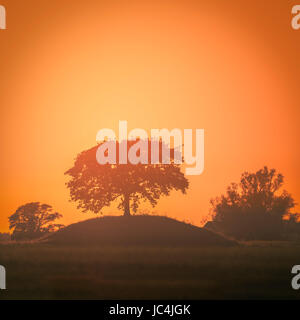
[0, 0, 299, 232]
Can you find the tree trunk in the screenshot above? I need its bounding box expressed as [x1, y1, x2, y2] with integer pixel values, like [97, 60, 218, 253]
[124, 193, 131, 216]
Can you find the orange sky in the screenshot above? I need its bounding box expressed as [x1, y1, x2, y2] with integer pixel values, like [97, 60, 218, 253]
[0, 0, 299, 232]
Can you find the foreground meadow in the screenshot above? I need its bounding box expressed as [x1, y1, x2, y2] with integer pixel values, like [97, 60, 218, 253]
[0, 243, 299, 299]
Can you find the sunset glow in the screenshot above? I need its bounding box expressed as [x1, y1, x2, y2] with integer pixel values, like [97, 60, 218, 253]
[0, 0, 299, 231]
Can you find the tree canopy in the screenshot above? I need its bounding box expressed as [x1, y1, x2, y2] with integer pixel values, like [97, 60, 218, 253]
[9, 202, 64, 240]
[65, 140, 189, 216]
[209, 166, 295, 240]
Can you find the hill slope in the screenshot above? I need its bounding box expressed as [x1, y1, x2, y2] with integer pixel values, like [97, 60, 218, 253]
[46, 215, 236, 246]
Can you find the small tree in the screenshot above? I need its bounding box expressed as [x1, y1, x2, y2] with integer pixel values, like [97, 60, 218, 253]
[9, 202, 64, 240]
[65, 140, 189, 216]
[210, 166, 295, 240]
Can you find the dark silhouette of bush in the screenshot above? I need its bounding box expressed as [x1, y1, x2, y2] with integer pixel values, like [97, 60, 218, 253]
[283, 212, 300, 240]
[0, 232, 10, 242]
[208, 166, 296, 240]
[9, 202, 64, 241]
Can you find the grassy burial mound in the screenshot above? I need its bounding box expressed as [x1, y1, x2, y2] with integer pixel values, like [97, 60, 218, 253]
[46, 215, 236, 246]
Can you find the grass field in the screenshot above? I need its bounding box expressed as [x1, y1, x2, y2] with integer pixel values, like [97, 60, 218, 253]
[1, 243, 300, 299]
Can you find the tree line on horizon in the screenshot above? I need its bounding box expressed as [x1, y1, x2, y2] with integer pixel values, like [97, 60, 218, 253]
[3, 142, 300, 241]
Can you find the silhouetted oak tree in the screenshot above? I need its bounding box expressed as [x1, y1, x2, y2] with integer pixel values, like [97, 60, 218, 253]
[65, 141, 189, 216]
[209, 166, 295, 240]
[9, 202, 64, 240]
